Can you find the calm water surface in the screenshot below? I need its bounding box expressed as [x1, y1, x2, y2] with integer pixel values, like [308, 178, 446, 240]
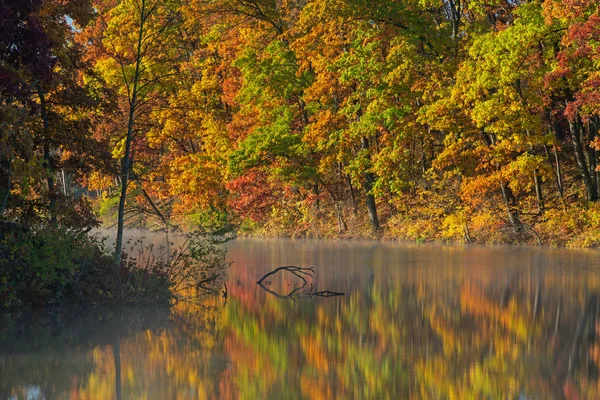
[3, 238, 600, 399]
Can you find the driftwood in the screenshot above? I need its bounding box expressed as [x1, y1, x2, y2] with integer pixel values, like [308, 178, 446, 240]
[256, 266, 344, 300]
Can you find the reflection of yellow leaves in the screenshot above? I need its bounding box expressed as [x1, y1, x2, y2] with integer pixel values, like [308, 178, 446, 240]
[127, 367, 135, 385]
[301, 374, 333, 400]
[428, 308, 461, 356]
[460, 284, 529, 342]
[301, 336, 329, 373]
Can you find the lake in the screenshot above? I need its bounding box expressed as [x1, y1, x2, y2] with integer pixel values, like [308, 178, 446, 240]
[3, 237, 600, 399]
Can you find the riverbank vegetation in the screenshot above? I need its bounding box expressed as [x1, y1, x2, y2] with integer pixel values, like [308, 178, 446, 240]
[0, 222, 227, 309]
[2, 0, 600, 307]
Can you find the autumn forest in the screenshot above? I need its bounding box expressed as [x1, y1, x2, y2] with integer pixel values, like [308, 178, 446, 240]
[4, 1, 600, 397]
[2, 0, 600, 308]
[2, 0, 600, 244]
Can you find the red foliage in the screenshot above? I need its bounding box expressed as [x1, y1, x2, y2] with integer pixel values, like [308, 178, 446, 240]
[226, 169, 280, 222]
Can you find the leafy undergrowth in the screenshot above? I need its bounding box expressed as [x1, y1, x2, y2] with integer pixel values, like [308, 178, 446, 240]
[234, 196, 600, 248]
[0, 223, 228, 310]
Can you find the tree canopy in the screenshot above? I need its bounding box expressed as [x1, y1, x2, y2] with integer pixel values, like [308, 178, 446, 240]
[3, 0, 600, 248]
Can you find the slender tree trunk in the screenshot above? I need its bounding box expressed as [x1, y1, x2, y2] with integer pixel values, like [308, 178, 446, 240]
[554, 146, 564, 198]
[135, 177, 168, 228]
[115, 0, 147, 264]
[544, 112, 565, 199]
[545, 144, 564, 198]
[363, 173, 379, 231]
[347, 174, 358, 216]
[591, 118, 600, 199]
[62, 169, 68, 196]
[420, 136, 427, 174]
[534, 169, 544, 213]
[322, 182, 347, 233]
[587, 120, 598, 195]
[410, 138, 415, 176]
[569, 118, 597, 201]
[361, 137, 380, 232]
[500, 182, 521, 231]
[448, 0, 461, 39]
[481, 130, 523, 229]
[464, 220, 472, 243]
[335, 203, 347, 233]
[314, 182, 320, 211]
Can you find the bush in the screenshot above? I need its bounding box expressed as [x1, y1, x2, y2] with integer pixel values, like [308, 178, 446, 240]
[0, 224, 104, 308]
[0, 222, 229, 310]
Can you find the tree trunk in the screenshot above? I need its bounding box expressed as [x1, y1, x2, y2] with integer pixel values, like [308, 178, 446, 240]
[62, 169, 68, 196]
[569, 118, 597, 201]
[335, 203, 347, 233]
[115, 0, 148, 265]
[500, 182, 521, 231]
[314, 182, 320, 211]
[545, 144, 564, 198]
[591, 118, 600, 199]
[361, 137, 380, 232]
[134, 176, 168, 228]
[420, 136, 427, 174]
[347, 174, 358, 216]
[554, 146, 564, 198]
[587, 120, 598, 196]
[363, 172, 379, 232]
[534, 169, 544, 213]
[410, 138, 415, 175]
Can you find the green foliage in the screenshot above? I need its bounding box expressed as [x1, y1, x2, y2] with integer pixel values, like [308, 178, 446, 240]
[97, 193, 120, 222]
[0, 225, 103, 308]
[5, 0, 600, 251]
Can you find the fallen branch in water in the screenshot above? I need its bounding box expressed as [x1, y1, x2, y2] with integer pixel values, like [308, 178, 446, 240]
[256, 266, 343, 300]
[309, 290, 344, 297]
[257, 266, 314, 286]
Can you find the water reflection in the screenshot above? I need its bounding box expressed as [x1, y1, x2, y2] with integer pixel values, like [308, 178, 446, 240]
[3, 239, 600, 398]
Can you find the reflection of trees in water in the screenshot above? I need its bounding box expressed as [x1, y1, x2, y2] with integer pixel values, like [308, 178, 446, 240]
[224, 268, 600, 398]
[0, 307, 170, 399]
[5, 266, 600, 398]
[413, 272, 600, 398]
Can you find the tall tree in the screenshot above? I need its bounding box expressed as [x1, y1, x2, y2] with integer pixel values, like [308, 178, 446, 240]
[85, 0, 183, 262]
